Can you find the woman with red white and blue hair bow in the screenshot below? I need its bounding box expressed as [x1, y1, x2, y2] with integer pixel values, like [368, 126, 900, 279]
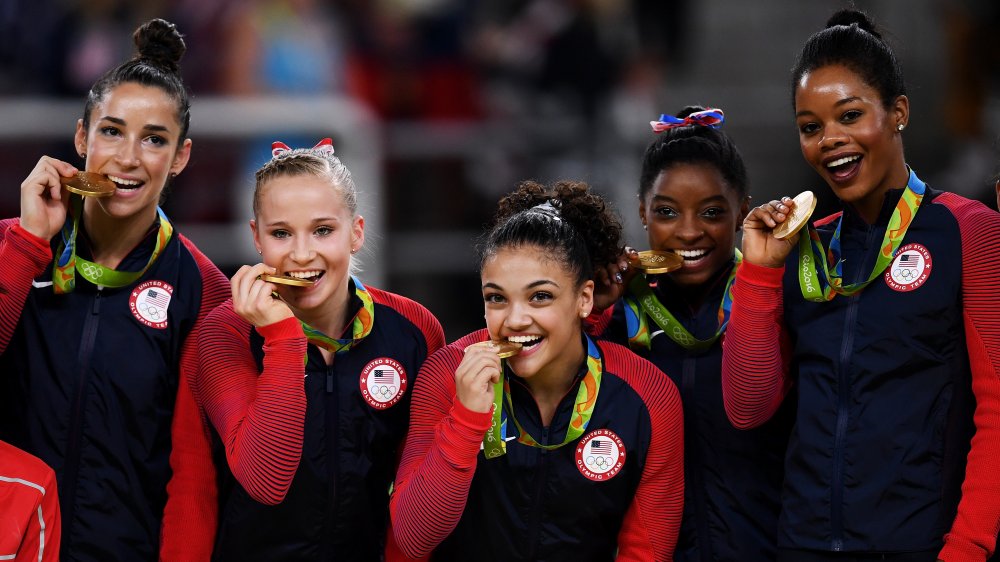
[195, 138, 445, 561]
[595, 105, 792, 562]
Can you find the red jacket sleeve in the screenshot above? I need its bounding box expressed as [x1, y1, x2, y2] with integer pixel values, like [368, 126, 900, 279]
[935, 195, 1000, 562]
[0, 221, 52, 355]
[196, 303, 308, 506]
[160, 240, 230, 561]
[613, 352, 684, 561]
[721, 260, 795, 429]
[389, 345, 493, 558]
[0, 440, 61, 562]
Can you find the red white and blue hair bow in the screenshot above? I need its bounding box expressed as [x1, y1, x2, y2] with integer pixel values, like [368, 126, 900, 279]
[650, 108, 725, 133]
[271, 137, 336, 158]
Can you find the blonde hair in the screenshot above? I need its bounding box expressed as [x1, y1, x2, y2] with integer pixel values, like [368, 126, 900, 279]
[252, 148, 357, 218]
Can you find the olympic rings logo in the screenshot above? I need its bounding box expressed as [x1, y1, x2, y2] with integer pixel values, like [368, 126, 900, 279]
[80, 263, 103, 279]
[369, 384, 398, 399]
[672, 327, 693, 345]
[137, 302, 163, 320]
[586, 455, 613, 470]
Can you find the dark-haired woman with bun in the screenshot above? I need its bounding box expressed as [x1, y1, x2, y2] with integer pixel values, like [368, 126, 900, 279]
[0, 19, 228, 561]
[389, 180, 684, 561]
[723, 9, 1000, 562]
[599, 107, 791, 561]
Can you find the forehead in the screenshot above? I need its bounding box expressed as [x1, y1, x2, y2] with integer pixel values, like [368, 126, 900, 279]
[91, 82, 180, 124]
[257, 173, 350, 216]
[650, 163, 734, 200]
[795, 64, 881, 109]
[482, 244, 575, 283]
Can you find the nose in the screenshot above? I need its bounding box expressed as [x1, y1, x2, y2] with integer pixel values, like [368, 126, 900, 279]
[504, 300, 531, 332]
[675, 213, 704, 243]
[115, 139, 141, 167]
[819, 122, 848, 151]
[290, 236, 315, 263]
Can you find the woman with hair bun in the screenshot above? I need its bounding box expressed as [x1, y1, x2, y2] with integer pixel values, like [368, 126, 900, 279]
[0, 19, 228, 561]
[599, 106, 791, 561]
[723, 9, 1000, 561]
[390, 180, 684, 561]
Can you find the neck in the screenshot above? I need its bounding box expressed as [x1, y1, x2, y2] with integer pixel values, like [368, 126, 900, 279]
[524, 331, 586, 403]
[851, 162, 910, 225]
[81, 202, 158, 268]
[298, 278, 353, 337]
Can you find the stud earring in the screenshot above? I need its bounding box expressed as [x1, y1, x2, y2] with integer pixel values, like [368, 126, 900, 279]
[79, 152, 86, 159]
[580, 311, 589, 318]
[897, 123, 905, 132]
[642, 224, 647, 231]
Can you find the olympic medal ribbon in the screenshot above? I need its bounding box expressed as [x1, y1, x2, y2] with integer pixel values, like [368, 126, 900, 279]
[486, 334, 603, 457]
[299, 276, 374, 360]
[53, 199, 174, 294]
[798, 168, 926, 302]
[622, 250, 741, 351]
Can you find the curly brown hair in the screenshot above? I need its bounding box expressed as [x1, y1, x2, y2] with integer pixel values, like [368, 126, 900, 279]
[481, 180, 623, 286]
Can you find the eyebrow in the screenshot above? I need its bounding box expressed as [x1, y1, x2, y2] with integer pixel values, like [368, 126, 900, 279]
[264, 217, 341, 228]
[98, 116, 170, 133]
[651, 194, 730, 205]
[483, 279, 559, 291]
[795, 96, 863, 118]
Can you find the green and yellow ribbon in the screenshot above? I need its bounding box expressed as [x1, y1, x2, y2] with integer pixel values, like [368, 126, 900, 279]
[482, 334, 602, 459]
[798, 168, 926, 302]
[299, 276, 374, 358]
[53, 196, 173, 294]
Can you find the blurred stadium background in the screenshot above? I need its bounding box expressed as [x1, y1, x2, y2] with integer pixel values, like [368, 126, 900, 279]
[1, 0, 997, 339]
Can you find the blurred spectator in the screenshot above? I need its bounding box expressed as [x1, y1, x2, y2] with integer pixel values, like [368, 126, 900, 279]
[935, 0, 1000, 203]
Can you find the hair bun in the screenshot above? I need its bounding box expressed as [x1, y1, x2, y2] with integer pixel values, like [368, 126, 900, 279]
[133, 19, 186, 74]
[825, 9, 882, 39]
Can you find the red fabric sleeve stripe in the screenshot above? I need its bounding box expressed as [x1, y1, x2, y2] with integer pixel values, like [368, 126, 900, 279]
[390, 344, 492, 558]
[160, 237, 230, 561]
[196, 301, 308, 508]
[721, 260, 794, 429]
[600, 343, 684, 561]
[369, 287, 446, 356]
[0, 220, 53, 355]
[585, 305, 613, 336]
[934, 195, 1000, 562]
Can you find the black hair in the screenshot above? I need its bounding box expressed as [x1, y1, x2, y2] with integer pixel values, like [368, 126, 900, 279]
[480, 180, 624, 287]
[638, 105, 748, 200]
[82, 19, 191, 141]
[791, 9, 905, 109]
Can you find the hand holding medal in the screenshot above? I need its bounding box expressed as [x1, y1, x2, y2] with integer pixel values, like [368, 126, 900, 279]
[230, 264, 295, 328]
[456, 340, 517, 415]
[741, 191, 817, 268]
[61, 172, 116, 198]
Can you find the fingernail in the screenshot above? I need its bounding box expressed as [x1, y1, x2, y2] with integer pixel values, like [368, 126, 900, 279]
[620, 262, 628, 272]
[614, 273, 623, 283]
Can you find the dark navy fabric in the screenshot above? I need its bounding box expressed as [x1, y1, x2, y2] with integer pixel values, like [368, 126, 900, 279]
[604, 264, 792, 562]
[0, 225, 206, 562]
[778, 186, 976, 553]
[212, 289, 434, 562]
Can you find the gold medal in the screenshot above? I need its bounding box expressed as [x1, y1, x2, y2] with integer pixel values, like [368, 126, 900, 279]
[464, 340, 523, 359]
[632, 250, 683, 274]
[772, 191, 817, 240]
[260, 273, 315, 287]
[61, 172, 116, 197]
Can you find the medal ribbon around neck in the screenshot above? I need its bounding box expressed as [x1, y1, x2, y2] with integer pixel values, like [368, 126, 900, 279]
[299, 276, 374, 359]
[482, 334, 602, 459]
[622, 250, 741, 352]
[53, 197, 174, 294]
[797, 168, 926, 302]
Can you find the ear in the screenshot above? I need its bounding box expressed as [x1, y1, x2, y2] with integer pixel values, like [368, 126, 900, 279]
[637, 197, 647, 229]
[169, 138, 193, 177]
[578, 279, 595, 319]
[250, 219, 262, 256]
[736, 195, 751, 231]
[74, 119, 87, 158]
[351, 214, 365, 253]
[995, 180, 1000, 212]
[891, 95, 909, 131]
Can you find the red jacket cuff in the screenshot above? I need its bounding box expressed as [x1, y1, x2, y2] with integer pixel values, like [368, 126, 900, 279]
[737, 260, 786, 288]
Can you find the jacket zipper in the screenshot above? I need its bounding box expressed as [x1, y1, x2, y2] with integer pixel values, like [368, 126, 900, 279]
[59, 289, 102, 549]
[830, 224, 878, 551]
[683, 356, 712, 562]
[323, 360, 339, 559]
[525, 425, 550, 560]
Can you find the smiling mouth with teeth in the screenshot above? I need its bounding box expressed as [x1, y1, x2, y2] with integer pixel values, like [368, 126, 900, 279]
[674, 249, 709, 260]
[285, 271, 324, 282]
[106, 175, 144, 189]
[826, 155, 861, 171]
[507, 335, 542, 348]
